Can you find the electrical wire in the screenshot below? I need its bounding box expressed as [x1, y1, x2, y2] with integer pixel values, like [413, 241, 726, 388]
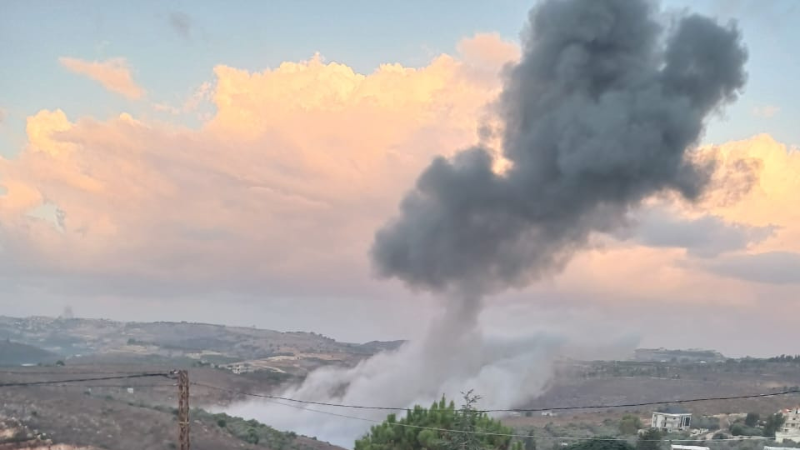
[215, 390, 774, 443]
[0, 369, 164, 375]
[190, 381, 799, 414]
[0, 372, 171, 387]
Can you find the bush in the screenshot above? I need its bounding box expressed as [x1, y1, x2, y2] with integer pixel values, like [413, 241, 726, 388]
[620, 415, 643, 435]
[729, 424, 761, 436]
[691, 416, 720, 430]
[745, 413, 760, 428]
[217, 419, 226, 428]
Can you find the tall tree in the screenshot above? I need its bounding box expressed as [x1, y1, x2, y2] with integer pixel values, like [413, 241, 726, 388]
[354, 393, 522, 450]
[763, 413, 786, 438]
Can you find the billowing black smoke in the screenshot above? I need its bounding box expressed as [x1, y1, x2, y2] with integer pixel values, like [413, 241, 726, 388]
[372, 0, 747, 294]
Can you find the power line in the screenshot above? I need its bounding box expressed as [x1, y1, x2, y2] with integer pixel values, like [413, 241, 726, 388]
[191, 381, 405, 411]
[0, 372, 171, 387]
[482, 389, 800, 413]
[0, 370, 163, 375]
[222, 392, 773, 443]
[190, 381, 799, 414]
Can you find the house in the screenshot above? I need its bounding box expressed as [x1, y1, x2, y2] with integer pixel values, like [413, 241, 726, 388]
[652, 406, 692, 432]
[776, 407, 800, 444]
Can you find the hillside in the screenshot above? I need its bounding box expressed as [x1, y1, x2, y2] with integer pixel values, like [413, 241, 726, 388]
[0, 340, 59, 366]
[0, 383, 345, 450]
[0, 316, 404, 375]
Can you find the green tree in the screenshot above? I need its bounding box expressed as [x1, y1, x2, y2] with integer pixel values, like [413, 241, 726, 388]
[55, 360, 65, 366]
[745, 413, 760, 428]
[354, 393, 521, 450]
[246, 428, 259, 445]
[763, 413, 786, 437]
[448, 391, 485, 450]
[619, 415, 643, 435]
[636, 428, 662, 450]
[524, 430, 536, 450]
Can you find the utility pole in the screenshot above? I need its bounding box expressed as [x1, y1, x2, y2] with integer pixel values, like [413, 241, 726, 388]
[177, 370, 190, 450]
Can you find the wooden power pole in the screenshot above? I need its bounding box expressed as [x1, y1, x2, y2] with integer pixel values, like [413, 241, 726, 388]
[177, 370, 190, 450]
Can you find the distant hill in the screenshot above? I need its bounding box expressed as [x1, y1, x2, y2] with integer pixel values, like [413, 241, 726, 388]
[0, 316, 403, 373]
[633, 347, 726, 363]
[0, 340, 59, 365]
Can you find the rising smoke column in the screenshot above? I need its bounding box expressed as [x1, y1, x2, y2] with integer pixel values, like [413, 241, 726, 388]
[227, 2, 748, 446]
[372, 0, 747, 295]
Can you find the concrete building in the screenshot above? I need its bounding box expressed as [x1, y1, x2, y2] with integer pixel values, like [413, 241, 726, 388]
[652, 406, 692, 432]
[776, 407, 800, 444]
[672, 446, 709, 450]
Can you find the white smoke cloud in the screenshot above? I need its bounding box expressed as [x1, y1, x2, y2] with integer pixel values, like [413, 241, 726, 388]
[222, 297, 637, 448]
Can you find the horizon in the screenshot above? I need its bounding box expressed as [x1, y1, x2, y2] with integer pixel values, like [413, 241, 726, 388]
[2, 0, 799, 360]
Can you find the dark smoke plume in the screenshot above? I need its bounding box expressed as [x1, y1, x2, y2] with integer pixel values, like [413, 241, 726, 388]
[372, 0, 747, 294]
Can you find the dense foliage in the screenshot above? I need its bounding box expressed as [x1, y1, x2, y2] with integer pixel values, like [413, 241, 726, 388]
[618, 415, 643, 435]
[191, 409, 307, 450]
[763, 413, 787, 437]
[635, 428, 662, 450]
[354, 395, 521, 450]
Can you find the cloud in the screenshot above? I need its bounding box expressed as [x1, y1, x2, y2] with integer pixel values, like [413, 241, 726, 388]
[752, 105, 780, 118]
[59, 57, 145, 99]
[0, 108, 6, 124]
[1, 34, 798, 322]
[169, 12, 191, 38]
[631, 207, 775, 258]
[152, 82, 212, 116]
[704, 251, 800, 284]
[1, 35, 512, 298]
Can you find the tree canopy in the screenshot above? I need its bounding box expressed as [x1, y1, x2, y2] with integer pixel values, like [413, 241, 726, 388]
[635, 428, 662, 450]
[354, 393, 522, 450]
[763, 413, 787, 438]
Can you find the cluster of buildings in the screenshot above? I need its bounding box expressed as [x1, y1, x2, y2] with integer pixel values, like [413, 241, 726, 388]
[776, 406, 800, 444]
[650, 405, 800, 444]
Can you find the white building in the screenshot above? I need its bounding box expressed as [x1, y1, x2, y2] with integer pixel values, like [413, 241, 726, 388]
[652, 406, 692, 432]
[672, 445, 709, 450]
[776, 407, 800, 444]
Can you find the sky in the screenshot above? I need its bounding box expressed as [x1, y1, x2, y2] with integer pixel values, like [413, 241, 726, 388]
[0, 0, 798, 357]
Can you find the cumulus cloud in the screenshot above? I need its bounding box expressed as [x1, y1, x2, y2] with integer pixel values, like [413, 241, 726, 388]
[0, 34, 796, 317]
[704, 251, 800, 285]
[631, 207, 775, 258]
[1, 36, 511, 298]
[59, 57, 145, 99]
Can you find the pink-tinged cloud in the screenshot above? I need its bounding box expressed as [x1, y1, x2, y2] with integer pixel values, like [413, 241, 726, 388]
[1, 35, 513, 297]
[1, 34, 798, 309]
[59, 57, 145, 99]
